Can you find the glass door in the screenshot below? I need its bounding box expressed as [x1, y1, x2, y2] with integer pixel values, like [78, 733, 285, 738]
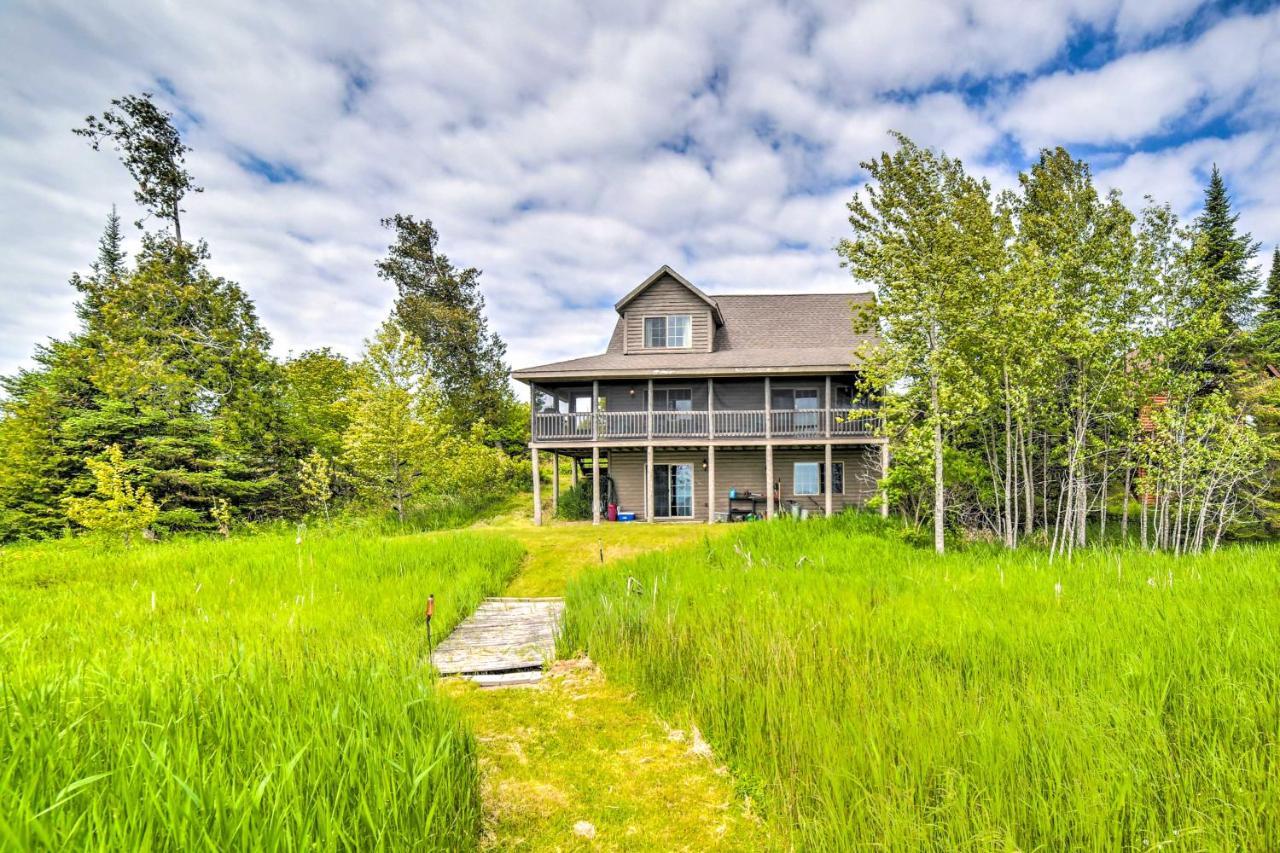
[652, 463, 694, 518]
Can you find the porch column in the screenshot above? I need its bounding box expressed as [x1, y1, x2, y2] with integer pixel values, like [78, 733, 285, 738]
[647, 379, 654, 439]
[880, 440, 890, 518]
[592, 380, 599, 441]
[706, 445, 716, 524]
[572, 457, 578, 486]
[708, 378, 715, 440]
[764, 377, 772, 439]
[551, 451, 559, 517]
[529, 382, 538, 441]
[824, 442, 833, 518]
[646, 444, 654, 523]
[825, 376, 832, 437]
[532, 446, 542, 526]
[592, 445, 601, 526]
[765, 443, 775, 519]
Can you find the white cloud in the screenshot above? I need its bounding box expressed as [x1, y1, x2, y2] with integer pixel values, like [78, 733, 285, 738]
[1, 0, 1278, 385]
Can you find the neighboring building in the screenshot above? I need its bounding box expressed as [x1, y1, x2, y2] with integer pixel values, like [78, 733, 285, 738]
[511, 265, 887, 524]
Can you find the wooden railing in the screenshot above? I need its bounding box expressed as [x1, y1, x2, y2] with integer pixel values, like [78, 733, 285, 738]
[534, 409, 880, 442]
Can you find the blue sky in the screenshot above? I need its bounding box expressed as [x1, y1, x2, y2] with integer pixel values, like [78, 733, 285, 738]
[2, 0, 1278, 380]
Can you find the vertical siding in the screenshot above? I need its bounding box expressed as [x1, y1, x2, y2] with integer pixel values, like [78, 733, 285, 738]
[623, 275, 714, 353]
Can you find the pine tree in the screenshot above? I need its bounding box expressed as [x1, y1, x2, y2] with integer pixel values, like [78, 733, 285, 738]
[1194, 165, 1259, 330]
[1262, 248, 1280, 321]
[375, 215, 515, 435]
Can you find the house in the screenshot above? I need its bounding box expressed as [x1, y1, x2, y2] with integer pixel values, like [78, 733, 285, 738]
[511, 265, 887, 524]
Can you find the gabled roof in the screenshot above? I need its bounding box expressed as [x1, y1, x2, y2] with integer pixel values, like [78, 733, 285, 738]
[613, 265, 724, 325]
[512, 289, 878, 382]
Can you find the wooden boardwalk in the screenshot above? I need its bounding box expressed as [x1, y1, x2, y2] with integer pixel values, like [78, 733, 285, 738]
[430, 597, 565, 686]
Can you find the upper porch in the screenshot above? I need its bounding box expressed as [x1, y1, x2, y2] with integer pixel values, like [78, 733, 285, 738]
[528, 375, 881, 444]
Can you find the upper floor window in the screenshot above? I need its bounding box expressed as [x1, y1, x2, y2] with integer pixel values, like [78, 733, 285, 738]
[644, 314, 691, 348]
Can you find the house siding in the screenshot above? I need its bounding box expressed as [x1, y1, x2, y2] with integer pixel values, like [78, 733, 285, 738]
[603, 445, 879, 522]
[623, 275, 714, 354]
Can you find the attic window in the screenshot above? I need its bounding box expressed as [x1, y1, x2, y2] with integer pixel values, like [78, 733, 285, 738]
[644, 314, 691, 348]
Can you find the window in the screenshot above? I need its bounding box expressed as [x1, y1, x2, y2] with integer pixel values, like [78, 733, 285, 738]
[644, 314, 692, 348]
[652, 388, 693, 411]
[793, 461, 844, 496]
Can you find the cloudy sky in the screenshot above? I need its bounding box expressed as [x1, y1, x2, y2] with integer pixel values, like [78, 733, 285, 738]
[2, 0, 1278, 381]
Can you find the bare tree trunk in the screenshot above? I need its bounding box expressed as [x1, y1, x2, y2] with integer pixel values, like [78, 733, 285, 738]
[931, 367, 945, 555]
[1120, 447, 1131, 543]
[1139, 487, 1149, 550]
[1003, 367, 1014, 548]
[1020, 419, 1034, 538]
[1099, 437, 1109, 544]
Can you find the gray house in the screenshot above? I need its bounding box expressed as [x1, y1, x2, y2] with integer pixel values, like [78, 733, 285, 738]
[512, 265, 887, 524]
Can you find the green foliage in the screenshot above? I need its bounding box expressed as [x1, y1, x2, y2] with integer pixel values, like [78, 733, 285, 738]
[62, 444, 159, 544]
[74, 93, 202, 242]
[280, 348, 354, 461]
[0, 527, 524, 849]
[564, 516, 1280, 849]
[1193, 165, 1259, 331]
[376, 214, 516, 436]
[297, 448, 333, 520]
[555, 479, 593, 521]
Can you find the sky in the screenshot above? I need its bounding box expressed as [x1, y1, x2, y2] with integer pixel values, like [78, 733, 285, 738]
[2, 0, 1279, 382]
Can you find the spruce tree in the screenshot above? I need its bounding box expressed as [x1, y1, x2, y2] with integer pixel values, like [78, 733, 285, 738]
[1263, 247, 1280, 320]
[1194, 165, 1259, 330]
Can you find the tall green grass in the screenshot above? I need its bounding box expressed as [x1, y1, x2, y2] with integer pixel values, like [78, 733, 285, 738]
[563, 515, 1280, 849]
[0, 528, 523, 850]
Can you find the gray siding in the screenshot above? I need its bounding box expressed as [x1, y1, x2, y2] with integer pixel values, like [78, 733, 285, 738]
[623, 275, 714, 354]
[603, 446, 880, 523]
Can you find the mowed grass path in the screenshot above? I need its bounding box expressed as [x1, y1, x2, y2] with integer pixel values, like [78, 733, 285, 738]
[563, 514, 1280, 850]
[0, 528, 522, 850]
[452, 510, 761, 850]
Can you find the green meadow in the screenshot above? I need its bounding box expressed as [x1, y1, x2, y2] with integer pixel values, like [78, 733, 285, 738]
[563, 515, 1280, 850]
[0, 528, 522, 850]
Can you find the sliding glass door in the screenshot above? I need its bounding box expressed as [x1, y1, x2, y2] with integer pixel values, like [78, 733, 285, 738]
[652, 463, 694, 518]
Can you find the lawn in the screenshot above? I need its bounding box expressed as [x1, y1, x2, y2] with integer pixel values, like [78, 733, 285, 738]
[0, 527, 523, 850]
[562, 513, 1280, 850]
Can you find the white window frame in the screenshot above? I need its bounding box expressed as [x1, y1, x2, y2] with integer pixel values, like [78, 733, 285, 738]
[793, 461, 844, 496]
[643, 314, 693, 349]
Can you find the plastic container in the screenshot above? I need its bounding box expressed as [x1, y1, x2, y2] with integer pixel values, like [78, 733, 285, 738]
[617, 512, 636, 522]
[608, 503, 618, 521]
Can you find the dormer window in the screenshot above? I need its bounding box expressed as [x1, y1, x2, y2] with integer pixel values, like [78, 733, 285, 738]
[644, 314, 692, 348]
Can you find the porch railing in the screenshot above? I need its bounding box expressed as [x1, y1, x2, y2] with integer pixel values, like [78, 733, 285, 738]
[534, 408, 881, 442]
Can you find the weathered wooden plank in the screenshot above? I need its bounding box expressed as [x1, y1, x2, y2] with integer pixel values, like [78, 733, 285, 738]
[430, 596, 564, 678]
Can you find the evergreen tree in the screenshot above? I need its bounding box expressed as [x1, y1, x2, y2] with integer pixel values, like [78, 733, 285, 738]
[1261, 247, 1280, 323]
[74, 93, 202, 244]
[1193, 165, 1259, 330]
[375, 215, 515, 435]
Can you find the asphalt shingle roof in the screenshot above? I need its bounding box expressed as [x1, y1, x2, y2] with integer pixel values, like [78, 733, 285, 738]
[512, 290, 878, 381]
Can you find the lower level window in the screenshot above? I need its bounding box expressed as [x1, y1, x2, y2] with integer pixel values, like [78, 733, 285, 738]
[794, 461, 844, 496]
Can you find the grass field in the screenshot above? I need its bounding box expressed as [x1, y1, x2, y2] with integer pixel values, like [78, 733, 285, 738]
[562, 514, 1280, 850]
[0, 528, 523, 850]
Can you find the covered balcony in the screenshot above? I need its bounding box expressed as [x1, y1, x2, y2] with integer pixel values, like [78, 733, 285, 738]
[529, 376, 881, 443]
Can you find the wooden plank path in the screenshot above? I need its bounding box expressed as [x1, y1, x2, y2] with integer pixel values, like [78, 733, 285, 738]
[430, 597, 565, 686]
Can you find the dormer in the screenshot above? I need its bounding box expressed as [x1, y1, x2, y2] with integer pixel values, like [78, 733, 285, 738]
[614, 265, 724, 355]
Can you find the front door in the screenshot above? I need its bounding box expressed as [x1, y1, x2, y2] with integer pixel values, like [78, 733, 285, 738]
[653, 463, 694, 518]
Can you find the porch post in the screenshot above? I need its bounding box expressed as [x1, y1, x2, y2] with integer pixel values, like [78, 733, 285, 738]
[572, 457, 579, 486]
[707, 377, 715, 440]
[707, 445, 716, 524]
[647, 379, 654, 439]
[592, 380, 599, 441]
[529, 382, 538, 441]
[765, 443, 775, 519]
[824, 442, 833, 518]
[592, 445, 601, 526]
[880, 440, 890, 518]
[825, 375, 832, 437]
[551, 451, 559, 517]
[532, 446, 542, 526]
[764, 377, 772, 439]
[646, 444, 654, 523]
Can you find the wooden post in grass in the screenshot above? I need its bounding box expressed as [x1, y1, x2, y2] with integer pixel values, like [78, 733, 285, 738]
[824, 442, 833, 518]
[425, 594, 435, 653]
[532, 446, 542, 526]
[765, 443, 775, 519]
[551, 451, 559, 517]
[707, 445, 716, 524]
[592, 445, 601, 526]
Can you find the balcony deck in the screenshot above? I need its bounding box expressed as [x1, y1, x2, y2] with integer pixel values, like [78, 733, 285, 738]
[531, 408, 881, 445]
